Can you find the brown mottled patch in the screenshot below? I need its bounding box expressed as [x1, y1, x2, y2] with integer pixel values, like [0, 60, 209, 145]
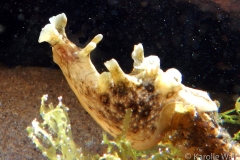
[150, 126, 156, 132]
[144, 84, 154, 92]
[88, 105, 94, 110]
[133, 128, 138, 133]
[128, 102, 138, 114]
[167, 92, 174, 98]
[115, 103, 124, 110]
[139, 100, 145, 106]
[100, 94, 109, 104]
[140, 108, 151, 118]
[98, 111, 105, 118]
[113, 82, 127, 96]
[103, 83, 161, 136]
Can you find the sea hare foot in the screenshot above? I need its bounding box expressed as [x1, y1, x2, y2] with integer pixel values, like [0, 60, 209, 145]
[39, 13, 240, 156]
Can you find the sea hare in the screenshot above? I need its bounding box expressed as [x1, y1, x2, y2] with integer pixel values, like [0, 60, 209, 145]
[39, 13, 240, 156]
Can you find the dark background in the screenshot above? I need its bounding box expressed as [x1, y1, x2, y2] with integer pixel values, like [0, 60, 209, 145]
[0, 0, 240, 95]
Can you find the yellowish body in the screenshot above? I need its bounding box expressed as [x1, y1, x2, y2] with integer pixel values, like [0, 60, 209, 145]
[39, 13, 239, 155]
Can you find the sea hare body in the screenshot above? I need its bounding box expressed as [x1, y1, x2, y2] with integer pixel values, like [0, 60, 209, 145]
[39, 13, 240, 156]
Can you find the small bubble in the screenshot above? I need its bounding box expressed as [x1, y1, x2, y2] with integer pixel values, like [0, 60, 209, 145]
[108, 0, 118, 6]
[0, 24, 5, 33]
[140, 1, 148, 7]
[34, 6, 39, 12]
[18, 14, 24, 20]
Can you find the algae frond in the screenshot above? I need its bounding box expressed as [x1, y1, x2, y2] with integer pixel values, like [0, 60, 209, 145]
[219, 97, 240, 125]
[219, 97, 240, 142]
[26, 95, 98, 160]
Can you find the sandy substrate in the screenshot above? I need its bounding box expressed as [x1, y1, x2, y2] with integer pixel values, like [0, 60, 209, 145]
[0, 66, 105, 160]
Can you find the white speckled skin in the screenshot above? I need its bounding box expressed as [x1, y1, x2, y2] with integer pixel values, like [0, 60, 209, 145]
[38, 14, 240, 155]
